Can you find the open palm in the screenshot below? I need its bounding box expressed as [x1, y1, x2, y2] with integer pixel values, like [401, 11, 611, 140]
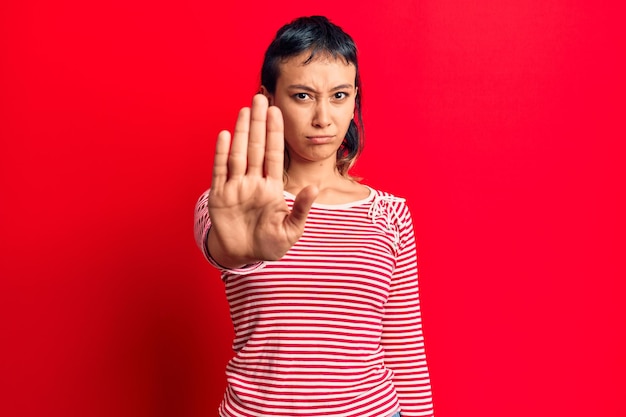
[207, 95, 317, 268]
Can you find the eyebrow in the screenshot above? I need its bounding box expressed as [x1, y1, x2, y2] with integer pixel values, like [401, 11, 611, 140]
[287, 84, 355, 93]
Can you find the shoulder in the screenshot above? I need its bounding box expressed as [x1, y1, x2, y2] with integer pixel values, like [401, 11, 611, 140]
[366, 186, 413, 221]
[367, 186, 408, 206]
[370, 187, 403, 199]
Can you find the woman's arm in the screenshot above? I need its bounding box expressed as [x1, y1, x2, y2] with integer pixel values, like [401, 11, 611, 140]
[381, 204, 435, 417]
[197, 94, 317, 269]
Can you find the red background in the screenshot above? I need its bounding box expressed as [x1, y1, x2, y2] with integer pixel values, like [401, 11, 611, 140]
[1, 1, 625, 416]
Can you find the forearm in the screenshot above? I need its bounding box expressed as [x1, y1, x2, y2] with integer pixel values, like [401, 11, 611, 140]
[383, 325, 434, 416]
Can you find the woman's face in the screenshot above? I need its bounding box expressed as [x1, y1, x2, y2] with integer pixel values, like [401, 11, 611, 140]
[264, 52, 357, 169]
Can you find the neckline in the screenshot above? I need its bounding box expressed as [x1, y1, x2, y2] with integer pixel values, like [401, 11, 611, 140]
[283, 186, 375, 209]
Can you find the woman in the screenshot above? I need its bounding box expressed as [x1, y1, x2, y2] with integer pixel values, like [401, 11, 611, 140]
[195, 16, 434, 417]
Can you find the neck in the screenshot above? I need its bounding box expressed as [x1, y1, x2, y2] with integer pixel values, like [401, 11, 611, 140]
[284, 159, 346, 193]
[284, 158, 368, 205]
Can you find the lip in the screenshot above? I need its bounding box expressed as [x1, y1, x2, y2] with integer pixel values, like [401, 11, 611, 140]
[306, 135, 335, 144]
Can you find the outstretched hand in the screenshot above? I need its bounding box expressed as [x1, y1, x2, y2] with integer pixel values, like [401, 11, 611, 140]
[207, 94, 318, 268]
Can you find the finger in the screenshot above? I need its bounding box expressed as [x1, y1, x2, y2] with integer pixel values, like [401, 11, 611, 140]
[228, 107, 251, 179]
[211, 130, 231, 193]
[247, 94, 269, 176]
[286, 185, 318, 232]
[265, 105, 285, 180]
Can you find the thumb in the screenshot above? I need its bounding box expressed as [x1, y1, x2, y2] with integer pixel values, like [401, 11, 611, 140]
[286, 185, 318, 230]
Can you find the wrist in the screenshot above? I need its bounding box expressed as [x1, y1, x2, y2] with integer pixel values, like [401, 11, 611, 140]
[206, 227, 254, 269]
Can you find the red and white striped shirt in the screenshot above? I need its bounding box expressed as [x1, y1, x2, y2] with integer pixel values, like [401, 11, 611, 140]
[194, 187, 434, 417]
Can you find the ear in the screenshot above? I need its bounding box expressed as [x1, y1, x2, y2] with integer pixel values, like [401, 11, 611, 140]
[259, 86, 274, 106]
[352, 87, 358, 120]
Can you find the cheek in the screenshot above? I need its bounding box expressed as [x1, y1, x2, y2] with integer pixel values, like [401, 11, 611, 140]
[337, 107, 355, 127]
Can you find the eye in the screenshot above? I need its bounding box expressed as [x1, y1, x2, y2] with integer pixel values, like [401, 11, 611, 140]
[334, 92, 348, 100]
[294, 92, 310, 100]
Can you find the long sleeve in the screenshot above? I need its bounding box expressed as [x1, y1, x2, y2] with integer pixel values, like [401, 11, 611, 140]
[193, 189, 212, 260]
[381, 204, 435, 417]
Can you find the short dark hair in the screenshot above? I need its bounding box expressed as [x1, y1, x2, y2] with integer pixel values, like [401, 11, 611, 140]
[261, 16, 364, 176]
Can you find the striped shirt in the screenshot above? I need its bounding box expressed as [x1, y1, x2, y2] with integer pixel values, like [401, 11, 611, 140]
[194, 187, 434, 417]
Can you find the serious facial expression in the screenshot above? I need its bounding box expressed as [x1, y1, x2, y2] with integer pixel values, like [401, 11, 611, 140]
[266, 52, 357, 168]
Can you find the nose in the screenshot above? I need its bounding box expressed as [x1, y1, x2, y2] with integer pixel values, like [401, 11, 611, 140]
[312, 100, 332, 128]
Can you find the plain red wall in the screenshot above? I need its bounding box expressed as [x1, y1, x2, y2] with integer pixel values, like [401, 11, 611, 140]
[1, 1, 625, 416]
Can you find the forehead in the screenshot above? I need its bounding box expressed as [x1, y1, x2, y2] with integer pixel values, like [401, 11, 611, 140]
[276, 52, 356, 87]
